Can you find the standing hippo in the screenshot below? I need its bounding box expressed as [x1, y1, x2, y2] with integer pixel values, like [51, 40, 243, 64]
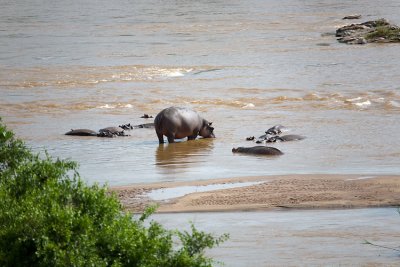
[154, 107, 215, 144]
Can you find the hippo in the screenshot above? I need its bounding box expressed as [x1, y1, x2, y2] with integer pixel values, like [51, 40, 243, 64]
[154, 106, 215, 144]
[118, 122, 155, 130]
[254, 125, 287, 140]
[65, 125, 134, 137]
[65, 129, 98, 136]
[232, 146, 283, 156]
[140, 114, 153, 119]
[342, 14, 362, 20]
[133, 122, 155, 129]
[265, 125, 286, 135]
[277, 134, 305, 142]
[256, 134, 306, 143]
[98, 126, 128, 137]
[119, 123, 134, 130]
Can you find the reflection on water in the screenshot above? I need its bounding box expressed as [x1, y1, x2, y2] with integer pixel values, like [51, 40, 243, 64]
[155, 139, 214, 170]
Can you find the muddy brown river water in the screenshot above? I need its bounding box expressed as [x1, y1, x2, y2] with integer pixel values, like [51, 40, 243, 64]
[1, 0, 400, 184]
[1, 0, 400, 265]
[153, 208, 400, 266]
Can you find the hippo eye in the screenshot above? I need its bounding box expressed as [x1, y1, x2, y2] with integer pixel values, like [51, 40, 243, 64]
[208, 122, 213, 126]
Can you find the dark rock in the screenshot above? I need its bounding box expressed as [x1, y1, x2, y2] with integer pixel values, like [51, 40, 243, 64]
[336, 18, 400, 44]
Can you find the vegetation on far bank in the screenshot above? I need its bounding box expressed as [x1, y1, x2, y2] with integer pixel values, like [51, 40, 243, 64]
[0, 119, 228, 266]
[365, 26, 400, 41]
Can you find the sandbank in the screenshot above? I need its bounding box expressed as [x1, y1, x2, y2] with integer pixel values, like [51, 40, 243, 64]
[110, 174, 400, 213]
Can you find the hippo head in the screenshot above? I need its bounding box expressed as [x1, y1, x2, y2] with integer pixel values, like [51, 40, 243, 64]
[200, 121, 215, 138]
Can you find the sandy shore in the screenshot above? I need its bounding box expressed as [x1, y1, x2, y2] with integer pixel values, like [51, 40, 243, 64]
[110, 174, 400, 213]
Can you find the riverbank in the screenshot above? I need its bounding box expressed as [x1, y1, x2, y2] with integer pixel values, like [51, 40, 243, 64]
[110, 174, 400, 213]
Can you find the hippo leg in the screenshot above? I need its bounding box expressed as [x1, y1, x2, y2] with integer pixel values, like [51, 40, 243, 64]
[157, 132, 165, 144]
[187, 134, 198, 141]
[167, 134, 175, 143]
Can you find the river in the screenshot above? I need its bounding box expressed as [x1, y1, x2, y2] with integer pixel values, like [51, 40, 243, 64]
[1, 1, 400, 265]
[1, 0, 399, 184]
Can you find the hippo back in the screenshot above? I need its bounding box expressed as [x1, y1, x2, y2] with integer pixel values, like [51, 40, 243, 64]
[232, 146, 283, 156]
[65, 129, 97, 136]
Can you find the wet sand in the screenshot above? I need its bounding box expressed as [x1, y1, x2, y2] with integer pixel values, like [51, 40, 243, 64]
[110, 174, 400, 213]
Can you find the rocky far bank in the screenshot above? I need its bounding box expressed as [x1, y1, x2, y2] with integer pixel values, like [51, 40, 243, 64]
[110, 174, 400, 213]
[336, 18, 400, 44]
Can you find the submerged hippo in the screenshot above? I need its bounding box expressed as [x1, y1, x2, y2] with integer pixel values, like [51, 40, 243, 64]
[118, 123, 155, 130]
[232, 146, 283, 156]
[256, 134, 306, 143]
[140, 114, 153, 119]
[65, 127, 129, 137]
[154, 106, 215, 144]
[65, 129, 98, 136]
[65, 121, 157, 137]
[98, 126, 128, 137]
[265, 125, 286, 135]
[133, 122, 155, 129]
[276, 134, 305, 142]
[247, 125, 305, 144]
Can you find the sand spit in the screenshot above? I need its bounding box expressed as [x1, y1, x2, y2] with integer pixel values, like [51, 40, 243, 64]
[110, 174, 400, 213]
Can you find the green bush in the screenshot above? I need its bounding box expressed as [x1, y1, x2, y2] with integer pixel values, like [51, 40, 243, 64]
[365, 26, 400, 41]
[0, 119, 228, 266]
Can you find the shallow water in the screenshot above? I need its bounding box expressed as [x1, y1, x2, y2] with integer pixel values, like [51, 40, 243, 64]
[145, 181, 263, 201]
[2, 2, 400, 265]
[1, 0, 400, 185]
[153, 208, 400, 266]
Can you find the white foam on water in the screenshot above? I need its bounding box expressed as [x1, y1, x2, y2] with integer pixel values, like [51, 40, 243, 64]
[86, 80, 99, 84]
[374, 97, 385, 103]
[167, 71, 184, 77]
[97, 103, 133, 109]
[389, 100, 400, 108]
[98, 104, 115, 109]
[242, 103, 255, 109]
[345, 97, 362, 102]
[145, 181, 264, 201]
[354, 100, 371, 107]
[158, 68, 193, 78]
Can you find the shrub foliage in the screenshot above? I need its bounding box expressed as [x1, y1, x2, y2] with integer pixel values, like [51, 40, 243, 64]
[0, 119, 227, 266]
